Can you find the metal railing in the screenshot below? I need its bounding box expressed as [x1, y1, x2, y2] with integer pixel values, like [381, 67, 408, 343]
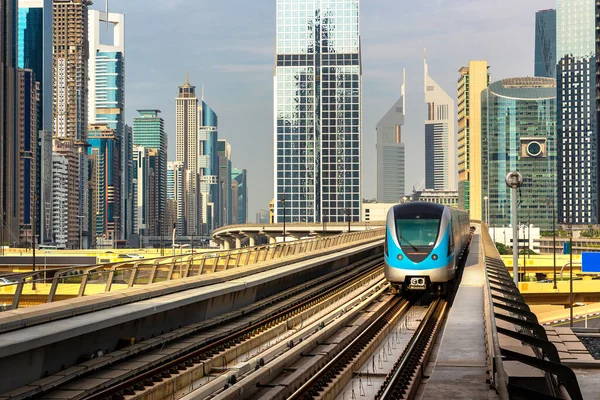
[481, 223, 583, 400]
[0, 229, 384, 311]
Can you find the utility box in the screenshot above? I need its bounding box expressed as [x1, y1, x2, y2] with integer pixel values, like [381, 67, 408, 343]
[563, 242, 571, 255]
[582, 252, 600, 273]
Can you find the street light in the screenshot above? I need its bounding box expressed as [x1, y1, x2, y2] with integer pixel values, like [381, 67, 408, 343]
[506, 171, 523, 286]
[483, 195, 489, 225]
[346, 208, 351, 232]
[280, 192, 286, 243]
[546, 198, 557, 290]
[77, 215, 85, 250]
[322, 210, 327, 235]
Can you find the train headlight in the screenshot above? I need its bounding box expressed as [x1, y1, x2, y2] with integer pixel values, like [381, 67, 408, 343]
[432, 254, 438, 260]
[397, 254, 403, 261]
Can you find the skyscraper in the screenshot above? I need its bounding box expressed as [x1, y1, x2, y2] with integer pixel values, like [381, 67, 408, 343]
[457, 61, 490, 218]
[481, 77, 557, 230]
[274, 0, 361, 223]
[175, 73, 201, 235]
[557, 0, 597, 224]
[16, 69, 39, 245]
[167, 161, 185, 235]
[87, 9, 127, 240]
[133, 109, 166, 235]
[88, 123, 121, 247]
[218, 139, 232, 226]
[52, 0, 91, 248]
[376, 69, 405, 203]
[231, 168, 247, 224]
[1, 0, 19, 247]
[424, 51, 456, 191]
[199, 100, 219, 232]
[18, 0, 52, 241]
[535, 9, 556, 79]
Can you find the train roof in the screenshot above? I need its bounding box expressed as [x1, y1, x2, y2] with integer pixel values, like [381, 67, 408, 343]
[391, 202, 446, 213]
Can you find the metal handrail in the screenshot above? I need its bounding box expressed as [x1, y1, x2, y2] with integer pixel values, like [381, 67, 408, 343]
[2, 228, 384, 310]
[481, 223, 583, 400]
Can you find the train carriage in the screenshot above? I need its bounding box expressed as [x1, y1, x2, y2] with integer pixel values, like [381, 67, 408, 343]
[384, 202, 471, 295]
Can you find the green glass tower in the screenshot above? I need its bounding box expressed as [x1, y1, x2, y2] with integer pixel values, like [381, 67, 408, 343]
[133, 109, 166, 235]
[481, 77, 556, 230]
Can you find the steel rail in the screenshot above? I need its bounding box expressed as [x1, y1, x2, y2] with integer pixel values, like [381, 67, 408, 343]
[84, 263, 385, 400]
[375, 298, 447, 400]
[287, 296, 410, 400]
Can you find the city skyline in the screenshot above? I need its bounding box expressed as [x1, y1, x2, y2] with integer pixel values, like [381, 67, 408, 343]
[112, 0, 553, 218]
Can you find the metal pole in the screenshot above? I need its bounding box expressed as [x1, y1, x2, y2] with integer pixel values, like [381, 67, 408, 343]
[32, 197, 36, 291]
[512, 186, 519, 286]
[347, 208, 350, 232]
[553, 205, 557, 289]
[522, 225, 526, 280]
[281, 194, 286, 243]
[570, 226, 573, 327]
[172, 226, 176, 256]
[1, 212, 4, 255]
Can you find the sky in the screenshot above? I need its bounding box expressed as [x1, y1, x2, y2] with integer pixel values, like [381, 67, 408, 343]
[104, 0, 553, 220]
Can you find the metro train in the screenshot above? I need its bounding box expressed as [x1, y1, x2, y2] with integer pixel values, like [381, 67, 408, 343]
[384, 202, 471, 295]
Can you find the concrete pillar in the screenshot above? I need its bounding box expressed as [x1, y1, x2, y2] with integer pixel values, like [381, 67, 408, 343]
[212, 237, 224, 249]
[223, 239, 231, 250]
[247, 234, 258, 247]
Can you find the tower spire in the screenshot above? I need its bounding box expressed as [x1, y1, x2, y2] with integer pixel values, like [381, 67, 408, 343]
[185, 69, 189, 85]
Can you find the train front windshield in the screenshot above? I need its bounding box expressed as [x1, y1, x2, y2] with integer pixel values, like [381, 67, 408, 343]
[395, 214, 441, 250]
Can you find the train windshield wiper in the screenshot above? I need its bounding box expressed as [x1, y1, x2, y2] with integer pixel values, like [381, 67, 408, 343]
[399, 236, 419, 252]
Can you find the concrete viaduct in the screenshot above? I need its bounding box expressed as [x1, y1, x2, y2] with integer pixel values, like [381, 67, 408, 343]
[211, 221, 385, 249]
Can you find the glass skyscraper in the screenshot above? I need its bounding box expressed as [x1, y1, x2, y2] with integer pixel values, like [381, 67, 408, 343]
[199, 100, 219, 232]
[556, 0, 596, 224]
[274, 0, 361, 223]
[481, 77, 557, 230]
[535, 9, 556, 79]
[133, 109, 166, 235]
[231, 168, 248, 224]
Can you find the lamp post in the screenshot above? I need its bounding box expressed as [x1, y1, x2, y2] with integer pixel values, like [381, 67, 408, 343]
[346, 208, 351, 232]
[77, 215, 84, 250]
[322, 210, 326, 235]
[483, 196, 489, 225]
[506, 172, 523, 286]
[280, 192, 286, 243]
[569, 223, 573, 327]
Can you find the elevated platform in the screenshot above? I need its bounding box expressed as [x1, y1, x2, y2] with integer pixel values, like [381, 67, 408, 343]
[419, 232, 499, 399]
[0, 238, 382, 395]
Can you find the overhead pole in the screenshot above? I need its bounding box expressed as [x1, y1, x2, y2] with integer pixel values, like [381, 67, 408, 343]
[506, 172, 523, 286]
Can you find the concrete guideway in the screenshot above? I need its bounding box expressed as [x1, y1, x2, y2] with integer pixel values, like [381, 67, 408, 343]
[0, 234, 383, 395]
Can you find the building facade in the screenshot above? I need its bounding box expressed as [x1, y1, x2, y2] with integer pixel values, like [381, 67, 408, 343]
[198, 100, 219, 232]
[535, 9, 556, 79]
[52, 0, 91, 248]
[231, 168, 247, 224]
[557, 0, 597, 224]
[87, 9, 127, 241]
[218, 139, 232, 226]
[409, 189, 459, 208]
[376, 69, 405, 203]
[88, 123, 120, 247]
[133, 109, 166, 236]
[1, 0, 19, 247]
[16, 69, 39, 245]
[481, 77, 557, 230]
[175, 73, 201, 235]
[274, 0, 362, 224]
[51, 153, 68, 246]
[457, 61, 490, 218]
[167, 161, 185, 235]
[424, 52, 455, 191]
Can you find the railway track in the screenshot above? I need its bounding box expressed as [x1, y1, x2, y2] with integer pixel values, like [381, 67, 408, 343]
[20, 257, 384, 400]
[287, 297, 412, 400]
[375, 297, 447, 400]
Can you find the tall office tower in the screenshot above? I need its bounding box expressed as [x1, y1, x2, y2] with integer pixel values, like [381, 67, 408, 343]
[231, 168, 248, 224]
[424, 51, 456, 192]
[175, 73, 201, 235]
[17, 0, 52, 241]
[133, 109, 166, 235]
[377, 69, 406, 203]
[1, 0, 19, 247]
[51, 154, 68, 246]
[481, 77, 557, 230]
[198, 100, 219, 232]
[87, 9, 127, 240]
[218, 140, 232, 226]
[557, 1, 596, 224]
[132, 146, 148, 236]
[88, 123, 121, 247]
[274, 0, 362, 223]
[16, 69, 39, 245]
[167, 161, 185, 235]
[535, 9, 556, 78]
[123, 124, 133, 242]
[52, 0, 91, 248]
[39, 129, 52, 242]
[457, 61, 490, 218]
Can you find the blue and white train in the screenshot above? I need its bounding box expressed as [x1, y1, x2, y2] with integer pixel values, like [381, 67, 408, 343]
[384, 202, 471, 295]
